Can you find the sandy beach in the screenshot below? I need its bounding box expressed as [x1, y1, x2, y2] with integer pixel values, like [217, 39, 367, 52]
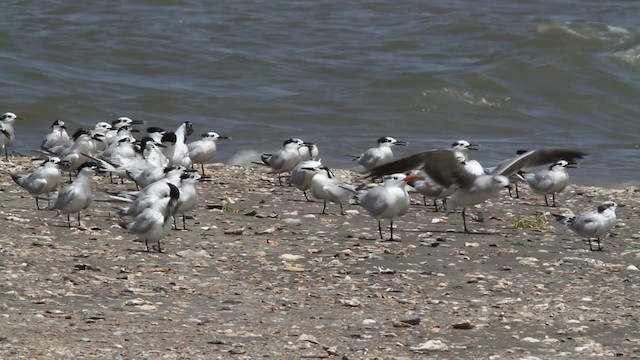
[0, 157, 639, 359]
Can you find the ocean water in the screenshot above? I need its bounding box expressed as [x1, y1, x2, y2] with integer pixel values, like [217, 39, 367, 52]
[2, 0, 640, 187]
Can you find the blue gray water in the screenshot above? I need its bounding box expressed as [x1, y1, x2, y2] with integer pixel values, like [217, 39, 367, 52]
[2, 1, 640, 186]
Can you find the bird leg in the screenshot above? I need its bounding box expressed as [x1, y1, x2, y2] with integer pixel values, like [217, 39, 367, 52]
[4, 147, 8, 161]
[145, 239, 150, 252]
[201, 163, 206, 176]
[322, 200, 327, 214]
[35, 197, 40, 210]
[552, 193, 557, 207]
[303, 191, 313, 202]
[77, 212, 82, 227]
[378, 220, 383, 239]
[544, 195, 549, 207]
[462, 208, 469, 233]
[67, 213, 72, 228]
[182, 214, 187, 230]
[157, 240, 163, 253]
[515, 183, 520, 198]
[432, 199, 438, 212]
[389, 220, 394, 241]
[339, 203, 345, 216]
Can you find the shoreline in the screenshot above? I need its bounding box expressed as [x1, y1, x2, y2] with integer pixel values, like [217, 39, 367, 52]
[1, 157, 639, 359]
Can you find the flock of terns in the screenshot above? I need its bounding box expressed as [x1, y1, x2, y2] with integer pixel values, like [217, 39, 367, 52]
[1, 112, 620, 252]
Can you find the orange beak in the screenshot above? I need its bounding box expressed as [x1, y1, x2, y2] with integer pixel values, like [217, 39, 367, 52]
[16, 115, 24, 120]
[404, 174, 420, 182]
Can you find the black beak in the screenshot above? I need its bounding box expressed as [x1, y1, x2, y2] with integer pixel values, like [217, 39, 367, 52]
[467, 144, 480, 150]
[394, 141, 408, 146]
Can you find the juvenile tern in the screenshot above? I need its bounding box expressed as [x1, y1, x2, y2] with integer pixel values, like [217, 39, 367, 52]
[553, 201, 619, 251]
[187, 132, 229, 176]
[11, 157, 63, 209]
[352, 173, 419, 241]
[369, 148, 586, 232]
[521, 160, 575, 207]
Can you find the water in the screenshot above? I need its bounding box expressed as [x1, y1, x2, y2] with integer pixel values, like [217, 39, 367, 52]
[2, 0, 640, 187]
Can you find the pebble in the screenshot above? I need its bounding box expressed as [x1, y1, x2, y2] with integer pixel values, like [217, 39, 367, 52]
[283, 218, 302, 226]
[410, 339, 449, 352]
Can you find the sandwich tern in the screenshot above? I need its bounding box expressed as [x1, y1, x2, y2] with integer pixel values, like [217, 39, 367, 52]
[521, 160, 576, 207]
[307, 166, 356, 215]
[369, 148, 586, 232]
[553, 201, 619, 251]
[44, 164, 96, 227]
[187, 132, 229, 176]
[258, 138, 309, 185]
[121, 182, 180, 252]
[1, 112, 22, 160]
[352, 136, 407, 172]
[352, 173, 419, 241]
[11, 157, 63, 209]
[40, 120, 70, 151]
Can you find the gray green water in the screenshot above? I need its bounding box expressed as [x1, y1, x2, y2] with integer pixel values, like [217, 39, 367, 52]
[2, 0, 640, 186]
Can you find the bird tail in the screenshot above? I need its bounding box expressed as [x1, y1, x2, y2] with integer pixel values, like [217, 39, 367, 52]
[552, 214, 574, 227]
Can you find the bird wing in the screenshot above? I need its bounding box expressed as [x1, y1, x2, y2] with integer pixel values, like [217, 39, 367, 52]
[491, 148, 586, 177]
[126, 210, 164, 235]
[369, 149, 475, 188]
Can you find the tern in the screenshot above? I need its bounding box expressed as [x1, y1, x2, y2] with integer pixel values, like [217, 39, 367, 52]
[369, 148, 586, 232]
[307, 166, 356, 215]
[351, 173, 419, 241]
[553, 201, 619, 251]
[257, 138, 309, 185]
[407, 169, 455, 211]
[521, 160, 576, 207]
[44, 164, 96, 227]
[11, 157, 63, 209]
[1, 112, 22, 160]
[289, 159, 323, 202]
[174, 171, 201, 230]
[41, 120, 70, 151]
[121, 182, 180, 252]
[351, 136, 407, 172]
[187, 132, 230, 176]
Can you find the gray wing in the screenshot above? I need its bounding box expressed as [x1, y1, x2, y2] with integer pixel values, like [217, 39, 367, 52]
[126, 209, 164, 235]
[369, 149, 475, 188]
[492, 148, 586, 177]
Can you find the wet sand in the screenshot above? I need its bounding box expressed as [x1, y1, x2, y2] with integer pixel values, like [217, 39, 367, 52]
[0, 158, 639, 359]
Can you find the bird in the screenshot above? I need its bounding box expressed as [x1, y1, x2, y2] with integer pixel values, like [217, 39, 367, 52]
[369, 148, 586, 232]
[351, 136, 407, 172]
[351, 173, 419, 241]
[121, 182, 180, 253]
[11, 157, 63, 209]
[44, 163, 96, 227]
[406, 169, 455, 211]
[520, 160, 576, 207]
[553, 201, 619, 251]
[0, 112, 22, 161]
[40, 120, 70, 151]
[187, 132, 230, 176]
[289, 159, 323, 202]
[452, 140, 484, 176]
[174, 171, 202, 230]
[162, 130, 192, 168]
[307, 166, 356, 215]
[257, 138, 309, 185]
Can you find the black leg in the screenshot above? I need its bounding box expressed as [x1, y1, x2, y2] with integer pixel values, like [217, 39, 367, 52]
[303, 191, 312, 202]
[433, 199, 438, 212]
[157, 240, 162, 253]
[508, 186, 512, 197]
[145, 239, 150, 252]
[515, 183, 520, 198]
[588, 238, 594, 251]
[67, 213, 72, 228]
[182, 214, 187, 230]
[77, 212, 82, 227]
[378, 220, 383, 239]
[339, 203, 344, 215]
[201, 163, 206, 176]
[322, 200, 327, 214]
[389, 220, 394, 241]
[35, 197, 40, 210]
[597, 237, 602, 251]
[544, 195, 549, 207]
[552, 193, 556, 207]
[462, 208, 469, 233]
[173, 216, 178, 230]
[4, 147, 8, 161]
